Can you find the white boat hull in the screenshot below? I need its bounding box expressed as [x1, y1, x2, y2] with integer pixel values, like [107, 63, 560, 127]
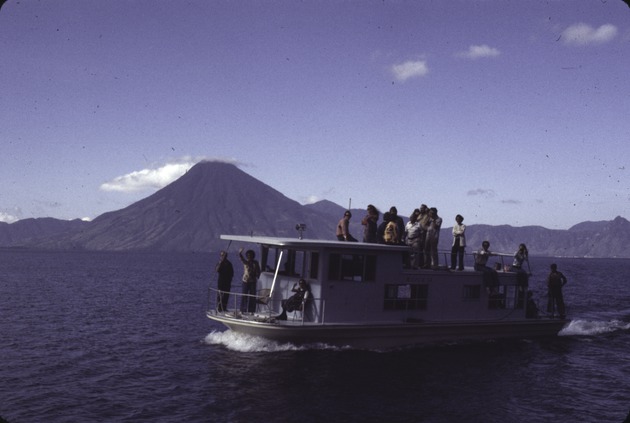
[207, 311, 568, 349]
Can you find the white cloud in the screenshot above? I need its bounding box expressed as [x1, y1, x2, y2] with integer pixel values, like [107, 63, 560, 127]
[456, 44, 500, 59]
[561, 23, 618, 46]
[391, 60, 429, 82]
[304, 195, 321, 204]
[0, 211, 19, 224]
[100, 156, 211, 193]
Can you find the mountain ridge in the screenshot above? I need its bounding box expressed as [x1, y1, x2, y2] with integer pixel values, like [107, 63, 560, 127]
[2, 161, 629, 257]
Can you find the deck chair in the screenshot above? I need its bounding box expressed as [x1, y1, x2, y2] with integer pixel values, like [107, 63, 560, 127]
[256, 288, 272, 314]
[291, 296, 310, 322]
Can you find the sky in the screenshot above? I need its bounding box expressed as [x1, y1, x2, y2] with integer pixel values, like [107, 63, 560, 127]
[1, 0, 629, 229]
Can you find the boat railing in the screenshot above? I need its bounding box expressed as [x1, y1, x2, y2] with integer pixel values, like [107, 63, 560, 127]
[208, 286, 325, 324]
[431, 250, 514, 272]
[207, 286, 238, 314]
[470, 252, 517, 272]
[207, 286, 265, 315]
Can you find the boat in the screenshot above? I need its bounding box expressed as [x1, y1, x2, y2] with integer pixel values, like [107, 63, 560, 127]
[206, 234, 569, 349]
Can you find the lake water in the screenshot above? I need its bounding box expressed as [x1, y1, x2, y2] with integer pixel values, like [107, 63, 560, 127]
[1, 250, 629, 422]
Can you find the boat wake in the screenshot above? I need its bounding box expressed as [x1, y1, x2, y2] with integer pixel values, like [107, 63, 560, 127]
[559, 318, 630, 336]
[203, 330, 342, 352]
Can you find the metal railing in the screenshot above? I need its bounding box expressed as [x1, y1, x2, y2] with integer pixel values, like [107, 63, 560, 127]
[429, 250, 520, 272]
[208, 286, 324, 324]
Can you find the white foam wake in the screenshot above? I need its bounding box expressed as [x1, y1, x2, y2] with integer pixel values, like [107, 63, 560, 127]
[203, 330, 340, 352]
[559, 319, 630, 336]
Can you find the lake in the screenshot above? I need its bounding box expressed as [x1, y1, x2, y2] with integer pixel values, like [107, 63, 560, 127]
[1, 250, 629, 422]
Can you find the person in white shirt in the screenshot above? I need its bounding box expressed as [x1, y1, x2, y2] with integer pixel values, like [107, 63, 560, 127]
[450, 214, 466, 271]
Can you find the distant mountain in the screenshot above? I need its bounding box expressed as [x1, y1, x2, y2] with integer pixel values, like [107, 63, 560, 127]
[0, 217, 87, 247]
[568, 219, 618, 232]
[20, 161, 335, 251]
[439, 216, 630, 258]
[2, 161, 630, 257]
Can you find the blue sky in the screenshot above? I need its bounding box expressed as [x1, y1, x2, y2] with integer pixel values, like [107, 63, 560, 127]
[1, 0, 629, 229]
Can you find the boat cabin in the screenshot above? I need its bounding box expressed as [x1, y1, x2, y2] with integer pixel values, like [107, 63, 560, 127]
[214, 235, 527, 325]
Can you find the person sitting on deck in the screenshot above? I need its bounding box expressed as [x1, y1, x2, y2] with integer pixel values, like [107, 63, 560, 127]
[336, 210, 358, 242]
[276, 279, 311, 321]
[526, 290, 539, 318]
[474, 240, 499, 292]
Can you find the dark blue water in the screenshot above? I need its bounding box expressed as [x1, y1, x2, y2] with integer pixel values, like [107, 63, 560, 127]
[1, 250, 629, 422]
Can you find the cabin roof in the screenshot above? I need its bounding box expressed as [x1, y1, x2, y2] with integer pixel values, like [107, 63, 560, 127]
[220, 235, 408, 252]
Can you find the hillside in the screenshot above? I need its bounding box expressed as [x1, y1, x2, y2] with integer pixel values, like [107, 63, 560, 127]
[2, 161, 630, 257]
[17, 161, 335, 251]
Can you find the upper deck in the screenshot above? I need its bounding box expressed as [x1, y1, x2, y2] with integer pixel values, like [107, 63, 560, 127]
[220, 234, 409, 252]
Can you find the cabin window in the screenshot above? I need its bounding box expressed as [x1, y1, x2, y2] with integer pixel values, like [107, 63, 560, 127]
[263, 248, 318, 279]
[309, 252, 319, 279]
[328, 253, 376, 282]
[286, 250, 301, 276]
[383, 284, 428, 310]
[488, 285, 524, 310]
[463, 285, 481, 300]
[261, 246, 270, 271]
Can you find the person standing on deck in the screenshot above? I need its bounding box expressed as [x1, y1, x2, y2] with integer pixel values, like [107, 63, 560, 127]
[405, 209, 422, 268]
[238, 248, 261, 313]
[416, 204, 430, 268]
[361, 204, 379, 243]
[450, 214, 466, 271]
[215, 250, 234, 312]
[424, 207, 442, 269]
[389, 207, 405, 245]
[547, 263, 568, 319]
